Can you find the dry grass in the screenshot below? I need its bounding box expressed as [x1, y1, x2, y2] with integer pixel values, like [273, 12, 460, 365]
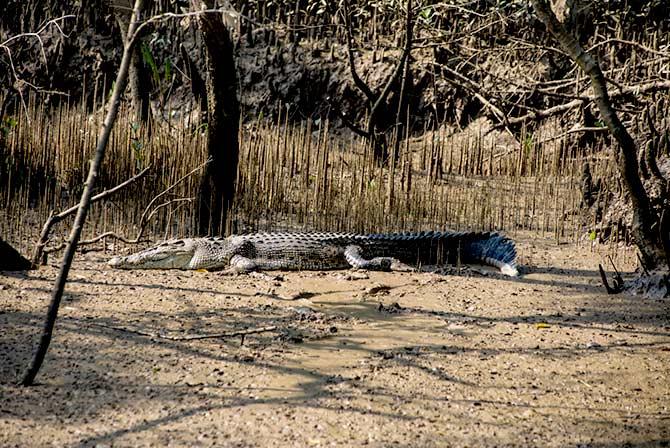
[0, 90, 617, 258]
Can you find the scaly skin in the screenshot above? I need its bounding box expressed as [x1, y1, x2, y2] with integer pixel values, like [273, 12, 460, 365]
[108, 231, 519, 276]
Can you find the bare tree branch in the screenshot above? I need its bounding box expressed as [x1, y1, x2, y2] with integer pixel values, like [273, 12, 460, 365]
[0, 15, 75, 119]
[367, 0, 414, 139]
[31, 166, 151, 266]
[342, 0, 376, 106]
[531, 0, 666, 270]
[137, 158, 210, 241]
[21, 0, 145, 387]
[488, 79, 670, 131]
[586, 38, 670, 58]
[340, 0, 414, 162]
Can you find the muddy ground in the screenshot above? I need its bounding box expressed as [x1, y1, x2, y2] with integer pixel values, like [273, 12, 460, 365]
[1, 236, 669, 447]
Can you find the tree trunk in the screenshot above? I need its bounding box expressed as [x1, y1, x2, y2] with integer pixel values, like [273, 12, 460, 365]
[194, 0, 240, 236]
[531, 0, 666, 270]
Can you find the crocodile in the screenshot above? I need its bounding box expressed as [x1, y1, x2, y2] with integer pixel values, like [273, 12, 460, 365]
[108, 231, 519, 276]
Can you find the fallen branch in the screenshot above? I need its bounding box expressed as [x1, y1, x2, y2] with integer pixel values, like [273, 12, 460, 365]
[40, 160, 206, 259]
[31, 166, 151, 266]
[43, 231, 150, 255]
[141, 198, 196, 232]
[42, 195, 199, 256]
[586, 38, 670, 58]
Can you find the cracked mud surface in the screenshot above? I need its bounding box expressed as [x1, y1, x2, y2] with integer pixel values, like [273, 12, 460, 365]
[1, 236, 669, 447]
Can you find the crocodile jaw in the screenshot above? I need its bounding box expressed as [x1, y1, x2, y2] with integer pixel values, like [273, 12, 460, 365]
[108, 240, 197, 270]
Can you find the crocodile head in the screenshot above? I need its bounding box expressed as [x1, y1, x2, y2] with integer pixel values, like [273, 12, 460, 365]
[108, 238, 231, 270]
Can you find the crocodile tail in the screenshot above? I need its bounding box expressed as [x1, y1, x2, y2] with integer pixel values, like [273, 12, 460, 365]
[460, 232, 518, 276]
[365, 230, 518, 276]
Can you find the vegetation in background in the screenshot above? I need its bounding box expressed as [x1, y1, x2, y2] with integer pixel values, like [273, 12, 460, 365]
[1, 0, 668, 274]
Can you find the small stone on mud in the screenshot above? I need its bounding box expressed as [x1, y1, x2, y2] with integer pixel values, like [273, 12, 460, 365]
[377, 302, 404, 313]
[365, 284, 391, 295]
[284, 291, 316, 301]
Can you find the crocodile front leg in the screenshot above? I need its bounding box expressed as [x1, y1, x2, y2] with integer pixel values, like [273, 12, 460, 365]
[344, 245, 394, 271]
[219, 255, 259, 275]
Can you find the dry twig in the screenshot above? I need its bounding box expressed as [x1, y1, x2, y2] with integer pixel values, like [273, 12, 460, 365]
[0, 15, 75, 118]
[86, 321, 279, 341]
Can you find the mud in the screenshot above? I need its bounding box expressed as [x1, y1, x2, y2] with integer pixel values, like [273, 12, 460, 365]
[1, 236, 669, 447]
